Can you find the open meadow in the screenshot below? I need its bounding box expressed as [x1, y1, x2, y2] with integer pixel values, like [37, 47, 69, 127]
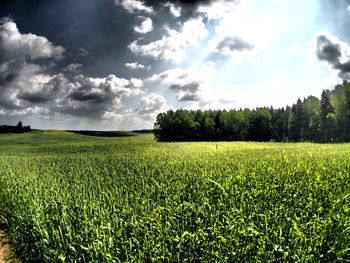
[0, 132, 349, 262]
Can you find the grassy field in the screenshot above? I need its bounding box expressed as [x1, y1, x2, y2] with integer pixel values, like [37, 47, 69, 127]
[0, 132, 349, 262]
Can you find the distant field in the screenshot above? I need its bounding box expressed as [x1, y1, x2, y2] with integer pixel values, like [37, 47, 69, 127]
[0, 132, 349, 262]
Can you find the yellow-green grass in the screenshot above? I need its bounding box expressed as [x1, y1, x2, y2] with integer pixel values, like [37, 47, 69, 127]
[0, 133, 349, 262]
[43, 130, 77, 136]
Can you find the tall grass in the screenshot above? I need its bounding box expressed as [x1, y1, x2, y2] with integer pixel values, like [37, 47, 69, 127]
[0, 134, 349, 262]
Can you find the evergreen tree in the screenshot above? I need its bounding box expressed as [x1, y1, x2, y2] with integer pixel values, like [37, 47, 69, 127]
[320, 90, 334, 141]
[343, 81, 350, 141]
[289, 99, 305, 141]
[16, 121, 23, 130]
[303, 96, 320, 141]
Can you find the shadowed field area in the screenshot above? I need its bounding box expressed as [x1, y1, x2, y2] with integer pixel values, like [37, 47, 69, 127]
[67, 130, 139, 137]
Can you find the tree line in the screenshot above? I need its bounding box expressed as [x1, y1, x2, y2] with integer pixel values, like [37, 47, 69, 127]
[0, 121, 31, 133]
[154, 81, 350, 142]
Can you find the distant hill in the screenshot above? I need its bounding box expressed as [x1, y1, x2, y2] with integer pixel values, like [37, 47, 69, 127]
[67, 130, 138, 137]
[132, 129, 154, 134]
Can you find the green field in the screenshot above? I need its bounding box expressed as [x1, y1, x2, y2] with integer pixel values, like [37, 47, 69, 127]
[0, 132, 349, 262]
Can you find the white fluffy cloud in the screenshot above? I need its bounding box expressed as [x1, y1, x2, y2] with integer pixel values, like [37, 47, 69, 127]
[17, 73, 71, 104]
[147, 62, 215, 102]
[0, 19, 65, 110]
[165, 2, 181, 17]
[115, 0, 153, 14]
[134, 17, 153, 34]
[214, 2, 286, 51]
[128, 17, 207, 63]
[53, 74, 143, 117]
[198, 0, 239, 20]
[138, 93, 169, 119]
[63, 63, 82, 73]
[0, 20, 64, 61]
[101, 92, 169, 129]
[125, 62, 149, 70]
[0, 19, 153, 123]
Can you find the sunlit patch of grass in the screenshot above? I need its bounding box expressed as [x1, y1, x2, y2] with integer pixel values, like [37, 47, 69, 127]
[43, 130, 77, 135]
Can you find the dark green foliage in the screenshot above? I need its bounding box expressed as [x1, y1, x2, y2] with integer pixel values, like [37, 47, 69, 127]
[334, 81, 350, 141]
[0, 121, 31, 133]
[154, 108, 273, 142]
[290, 99, 306, 141]
[155, 81, 350, 142]
[320, 90, 335, 141]
[303, 96, 321, 141]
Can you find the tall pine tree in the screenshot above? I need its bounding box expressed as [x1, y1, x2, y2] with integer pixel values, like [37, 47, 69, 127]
[320, 90, 335, 141]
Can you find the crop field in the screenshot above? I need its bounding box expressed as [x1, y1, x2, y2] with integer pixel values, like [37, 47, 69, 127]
[0, 132, 349, 262]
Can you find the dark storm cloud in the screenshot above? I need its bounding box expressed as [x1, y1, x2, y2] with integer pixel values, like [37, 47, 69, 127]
[68, 89, 110, 104]
[316, 34, 350, 80]
[0, 97, 20, 110]
[177, 93, 199, 101]
[17, 93, 52, 103]
[51, 74, 143, 118]
[216, 36, 254, 53]
[170, 82, 201, 101]
[316, 35, 342, 64]
[316, 1, 350, 79]
[337, 63, 350, 80]
[17, 74, 68, 103]
[0, 59, 23, 90]
[170, 82, 200, 92]
[0, 73, 18, 86]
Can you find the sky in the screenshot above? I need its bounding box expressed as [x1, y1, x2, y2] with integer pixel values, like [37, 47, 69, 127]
[0, 0, 350, 130]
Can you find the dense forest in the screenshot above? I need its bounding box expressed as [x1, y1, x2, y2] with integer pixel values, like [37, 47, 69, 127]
[154, 81, 350, 142]
[0, 121, 31, 133]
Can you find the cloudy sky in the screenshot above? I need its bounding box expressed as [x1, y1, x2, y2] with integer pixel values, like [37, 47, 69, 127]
[0, 0, 350, 130]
